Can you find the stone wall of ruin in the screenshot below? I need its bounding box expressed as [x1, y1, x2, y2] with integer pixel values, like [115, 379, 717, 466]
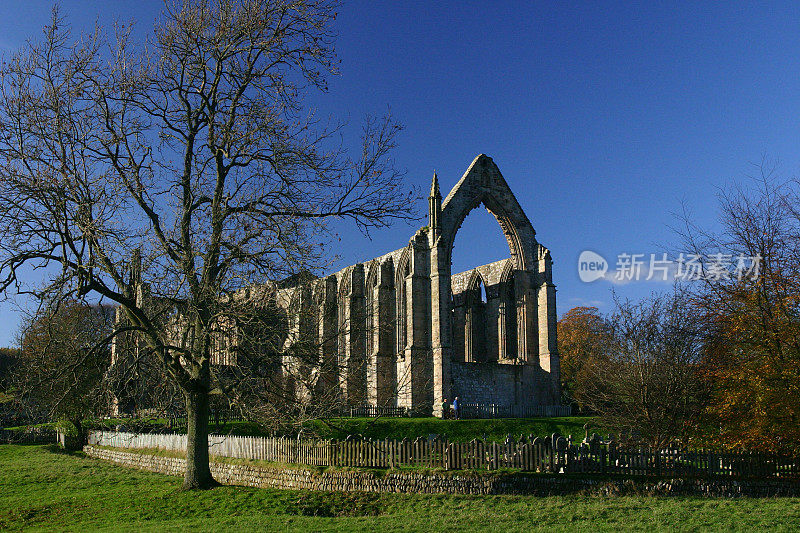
[268, 155, 562, 415]
[111, 155, 562, 417]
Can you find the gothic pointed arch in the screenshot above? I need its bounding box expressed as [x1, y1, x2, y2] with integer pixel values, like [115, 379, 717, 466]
[440, 154, 538, 272]
[364, 260, 379, 357]
[395, 246, 412, 355]
[395, 247, 411, 285]
[465, 269, 486, 294]
[365, 260, 379, 286]
[336, 265, 353, 368]
[499, 257, 514, 284]
[338, 266, 354, 296]
[463, 270, 487, 362]
[498, 259, 518, 360]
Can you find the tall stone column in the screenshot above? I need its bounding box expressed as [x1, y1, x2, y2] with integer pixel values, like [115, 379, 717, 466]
[395, 255, 411, 409]
[485, 285, 500, 362]
[406, 235, 432, 415]
[464, 291, 474, 362]
[287, 285, 315, 404]
[515, 271, 537, 364]
[427, 172, 451, 417]
[498, 273, 517, 362]
[537, 280, 559, 402]
[498, 294, 508, 361]
[429, 242, 452, 416]
[536, 247, 560, 403]
[451, 294, 466, 362]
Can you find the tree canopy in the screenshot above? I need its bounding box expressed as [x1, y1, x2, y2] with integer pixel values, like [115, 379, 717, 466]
[0, 0, 414, 488]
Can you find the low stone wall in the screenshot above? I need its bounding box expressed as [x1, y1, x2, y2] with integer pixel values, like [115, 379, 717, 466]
[84, 445, 800, 497]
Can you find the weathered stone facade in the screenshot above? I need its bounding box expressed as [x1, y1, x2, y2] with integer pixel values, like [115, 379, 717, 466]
[276, 155, 560, 416]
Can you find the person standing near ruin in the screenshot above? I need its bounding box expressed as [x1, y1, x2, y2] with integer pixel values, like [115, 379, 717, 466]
[441, 398, 450, 419]
[453, 397, 461, 420]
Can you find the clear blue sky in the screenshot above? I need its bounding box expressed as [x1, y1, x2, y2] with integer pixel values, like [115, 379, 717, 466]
[1, 1, 800, 345]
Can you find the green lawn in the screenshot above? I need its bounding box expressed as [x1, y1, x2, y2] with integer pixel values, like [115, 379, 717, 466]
[1, 445, 799, 532]
[303, 416, 597, 442]
[198, 416, 597, 442]
[8, 416, 597, 443]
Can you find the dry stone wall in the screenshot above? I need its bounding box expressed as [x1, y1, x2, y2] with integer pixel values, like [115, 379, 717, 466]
[84, 445, 800, 497]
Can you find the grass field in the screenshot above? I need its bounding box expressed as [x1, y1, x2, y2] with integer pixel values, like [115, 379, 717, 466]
[303, 416, 597, 441]
[1, 445, 799, 532]
[6, 416, 598, 443]
[204, 416, 598, 442]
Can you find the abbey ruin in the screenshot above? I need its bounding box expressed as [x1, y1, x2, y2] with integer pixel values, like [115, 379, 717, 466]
[273, 154, 560, 417]
[111, 154, 561, 418]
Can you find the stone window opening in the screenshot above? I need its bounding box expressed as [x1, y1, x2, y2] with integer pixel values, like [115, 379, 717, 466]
[465, 274, 487, 362]
[500, 268, 518, 361]
[396, 255, 411, 358]
[365, 268, 377, 358]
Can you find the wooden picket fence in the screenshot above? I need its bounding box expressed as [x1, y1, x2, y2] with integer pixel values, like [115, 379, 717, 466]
[347, 405, 409, 418]
[567, 444, 800, 478]
[87, 430, 800, 479]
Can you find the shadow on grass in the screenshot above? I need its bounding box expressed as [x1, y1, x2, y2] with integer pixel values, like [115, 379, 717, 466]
[44, 443, 85, 457]
[292, 491, 385, 517]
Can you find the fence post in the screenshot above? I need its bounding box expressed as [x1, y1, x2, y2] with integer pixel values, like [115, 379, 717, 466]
[83, 429, 800, 481]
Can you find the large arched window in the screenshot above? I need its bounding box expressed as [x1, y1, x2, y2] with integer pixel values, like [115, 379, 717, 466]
[464, 274, 487, 362]
[396, 253, 411, 356]
[365, 264, 377, 357]
[501, 267, 518, 360]
[450, 205, 510, 279]
[337, 272, 351, 377]
[449, 202, 515, 363]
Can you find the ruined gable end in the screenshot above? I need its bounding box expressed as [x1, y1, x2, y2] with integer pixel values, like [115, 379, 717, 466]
[239, 155, 561, 416]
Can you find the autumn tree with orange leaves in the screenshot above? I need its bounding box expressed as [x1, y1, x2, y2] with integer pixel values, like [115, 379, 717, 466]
[560, 293, 708, 448]
[556, 306, 613, 409]
[681, 160, 800, 453]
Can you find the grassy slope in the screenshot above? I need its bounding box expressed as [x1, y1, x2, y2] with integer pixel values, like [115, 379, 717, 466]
[7, 417, 597, 443]
[1, 445, 799, 532]
[197, 416, 598, 442]
[303, 416, 598, 441]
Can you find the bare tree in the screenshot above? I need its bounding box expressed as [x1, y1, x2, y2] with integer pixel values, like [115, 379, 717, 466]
[14, 298, 113, 437]
[0, 1, 414, 489]
[575, 291, 708, 448]
[677, 159, 800, 451]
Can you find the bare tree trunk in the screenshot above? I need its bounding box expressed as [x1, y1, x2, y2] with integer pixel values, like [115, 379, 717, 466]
[0, 2, 413, 486]
[71, 418, 85, 446]
[182, 389, 216, 490]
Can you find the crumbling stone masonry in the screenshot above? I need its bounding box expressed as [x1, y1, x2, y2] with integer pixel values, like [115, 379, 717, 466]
[277, 154, 560, 416]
